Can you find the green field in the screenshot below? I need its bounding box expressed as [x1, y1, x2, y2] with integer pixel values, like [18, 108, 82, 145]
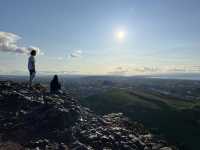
[80, 89, 200, 150]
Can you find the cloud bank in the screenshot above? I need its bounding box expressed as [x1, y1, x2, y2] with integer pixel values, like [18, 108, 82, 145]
[108, 65, 200, 76]
[0, 32, 40, 54]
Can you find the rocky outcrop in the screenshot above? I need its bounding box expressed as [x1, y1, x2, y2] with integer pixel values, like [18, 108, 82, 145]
[0, 81, 177, 150]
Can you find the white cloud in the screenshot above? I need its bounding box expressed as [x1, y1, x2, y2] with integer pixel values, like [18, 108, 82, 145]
[108, 66, 130, 75]
[0, 32, 40, 55]
[69, 49, 82, 58]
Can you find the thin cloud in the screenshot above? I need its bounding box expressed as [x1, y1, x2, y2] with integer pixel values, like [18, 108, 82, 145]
[39, 70, 80, 75]
[108, 65, 200, 76]
[57, 57, 63, 60]
[190, 65, 200, 72]
[108, 66, 129, 75]
[132, 67, 160, 73]
[0, 31, 40, 54]
[166, 65, 200, 73]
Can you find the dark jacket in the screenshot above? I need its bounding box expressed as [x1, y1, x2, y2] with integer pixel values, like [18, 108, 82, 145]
[50, 77, 61, 94]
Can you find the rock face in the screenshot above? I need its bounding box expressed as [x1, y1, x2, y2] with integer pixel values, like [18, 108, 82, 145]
[0, 81, 177, 150]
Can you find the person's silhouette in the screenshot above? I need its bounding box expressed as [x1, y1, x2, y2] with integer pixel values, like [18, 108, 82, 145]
[28, 50, 37, 88]
[50, 75, 61, 94]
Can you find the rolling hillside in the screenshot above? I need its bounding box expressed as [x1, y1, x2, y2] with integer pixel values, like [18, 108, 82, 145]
[80, 89, 200, 150]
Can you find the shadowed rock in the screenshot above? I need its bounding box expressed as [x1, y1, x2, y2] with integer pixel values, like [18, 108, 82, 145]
[0, 81, 177, 150]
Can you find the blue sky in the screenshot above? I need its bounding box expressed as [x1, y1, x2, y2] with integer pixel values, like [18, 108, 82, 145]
[0, 0, 200, 75]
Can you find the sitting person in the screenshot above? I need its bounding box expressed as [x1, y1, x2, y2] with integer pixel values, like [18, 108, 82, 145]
[50, 75, 61, 94]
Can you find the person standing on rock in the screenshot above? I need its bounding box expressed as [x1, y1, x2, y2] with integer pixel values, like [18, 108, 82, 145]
[28, 50, 37, 88]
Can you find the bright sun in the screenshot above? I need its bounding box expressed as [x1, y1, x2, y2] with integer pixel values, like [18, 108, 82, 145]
[116, 31, 125, 40]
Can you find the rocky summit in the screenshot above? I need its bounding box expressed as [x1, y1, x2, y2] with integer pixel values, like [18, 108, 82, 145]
[0, 81, 177, 150]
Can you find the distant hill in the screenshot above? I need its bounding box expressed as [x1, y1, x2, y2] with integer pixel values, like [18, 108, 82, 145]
[81, 89, 200, 150]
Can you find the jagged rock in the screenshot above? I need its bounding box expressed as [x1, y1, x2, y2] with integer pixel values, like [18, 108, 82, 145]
[0, 81, 177, 150]
[71, 140, 89, 150]
[160, 147, 173, 150]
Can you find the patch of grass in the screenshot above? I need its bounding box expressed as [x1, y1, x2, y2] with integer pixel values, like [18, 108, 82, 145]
[80, 89, 200, 150]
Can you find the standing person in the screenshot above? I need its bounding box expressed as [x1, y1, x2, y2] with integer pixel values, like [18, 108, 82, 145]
[50, 75, 61, 94]
[28, 50, 37, 88]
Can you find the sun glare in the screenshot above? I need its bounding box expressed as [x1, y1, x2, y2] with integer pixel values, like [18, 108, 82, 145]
[116, 31, 125, 41]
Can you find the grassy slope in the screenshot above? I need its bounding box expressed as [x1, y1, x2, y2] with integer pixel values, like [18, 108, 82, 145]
[80, 89, 200, 150]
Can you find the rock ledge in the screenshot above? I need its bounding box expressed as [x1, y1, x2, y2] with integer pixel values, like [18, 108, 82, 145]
[0, 81, 177, 150]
